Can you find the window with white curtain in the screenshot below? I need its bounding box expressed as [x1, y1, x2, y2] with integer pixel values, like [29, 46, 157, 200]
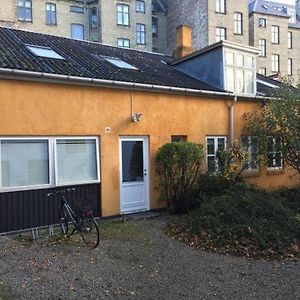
[0, 137, 99, 191]
[0, 140, 49, 188]
[71, 24, 84, 40]
[56, 139, 97, 184]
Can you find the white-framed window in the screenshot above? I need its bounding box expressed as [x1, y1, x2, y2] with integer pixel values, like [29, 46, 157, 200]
[234, 12, 243, 35]
[152, 17, 158, 37]
[71, 23, 84, 40]
[18, 0, 32, 21]
[46, 3, 56, 25]
[136, 23, 146, 45]
[224, 50, 256, 95]
[288, 31, 292, 49]
[267, 137, 283, 170]
[0, 137, 100, 192]
[241, 136, 259, 171]
[259, 67, 267, 76]
[26, 45, 64, 60]
[216, 27, 226, 42]
[288, 8, 296, 24]
[70, 5, 84, 13]
[271, 25, 279, 44]
[216, 0, 226, 13]
[258, 39, 266, 57]
[258, 17, 266, 27]
[288, 58, 293, 76]
[117, 38, 130, 48]
[117, 4, 129, 26]
[271, 54, 280, 72]
[136, 0, 145, 13]
[206, 136, 227, 173]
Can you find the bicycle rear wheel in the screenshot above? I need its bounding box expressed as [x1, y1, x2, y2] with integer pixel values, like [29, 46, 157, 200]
[79, 215, 100, 249]
[59, 205, 69, 235]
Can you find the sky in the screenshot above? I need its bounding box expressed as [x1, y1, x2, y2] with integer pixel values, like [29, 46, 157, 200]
[266, 0, 295, 5]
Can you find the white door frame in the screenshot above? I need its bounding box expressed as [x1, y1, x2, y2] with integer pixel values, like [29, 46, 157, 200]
[119, 136, 150, 214]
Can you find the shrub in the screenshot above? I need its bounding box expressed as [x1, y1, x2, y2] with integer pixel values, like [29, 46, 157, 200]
[169, 184, 300, 258]
[156, 142, 204, 213]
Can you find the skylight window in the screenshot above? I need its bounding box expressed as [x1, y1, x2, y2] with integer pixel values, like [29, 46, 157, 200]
[26, 45, 65, 60]
[103, 56, 138, 70]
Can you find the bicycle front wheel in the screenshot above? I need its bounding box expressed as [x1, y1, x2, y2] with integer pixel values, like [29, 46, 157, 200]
[79, 215, 100, 249]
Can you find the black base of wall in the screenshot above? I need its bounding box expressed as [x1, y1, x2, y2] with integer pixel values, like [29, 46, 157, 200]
[0, 183, 101, 234]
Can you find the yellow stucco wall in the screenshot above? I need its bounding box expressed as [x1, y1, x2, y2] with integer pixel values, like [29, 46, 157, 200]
[0, 79, 298, 216]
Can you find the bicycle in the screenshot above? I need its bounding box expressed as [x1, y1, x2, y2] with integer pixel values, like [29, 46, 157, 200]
[47, 188, 100, 249]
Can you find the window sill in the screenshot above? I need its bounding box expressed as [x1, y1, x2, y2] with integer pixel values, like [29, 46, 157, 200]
[234, 33, 243, 36]
[18, 19, 32, 23]
[117, 24, 130, 28]
[241, 171, 261, 178]
[267, 169, 285, 175]
[215, 11, 226, 15]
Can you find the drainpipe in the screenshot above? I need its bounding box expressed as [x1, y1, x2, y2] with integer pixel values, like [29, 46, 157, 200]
[229, 95, 237, 147]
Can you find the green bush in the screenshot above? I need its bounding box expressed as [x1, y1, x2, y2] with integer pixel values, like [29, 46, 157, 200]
[274, 187, 300, 215]
[176, 184, 300, 256]
[156, 142, 204, 213]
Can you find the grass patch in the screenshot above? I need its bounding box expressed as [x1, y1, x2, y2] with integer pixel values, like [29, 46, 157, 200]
[100, 220, 144, 242]
[167, 184, 300, 260]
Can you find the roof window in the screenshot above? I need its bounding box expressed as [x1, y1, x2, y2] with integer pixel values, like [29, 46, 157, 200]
[26, 45, 65, 60]
[103, 56, 138, 70]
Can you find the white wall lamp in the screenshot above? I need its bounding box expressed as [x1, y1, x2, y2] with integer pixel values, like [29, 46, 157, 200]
[131, 113, 142, 122]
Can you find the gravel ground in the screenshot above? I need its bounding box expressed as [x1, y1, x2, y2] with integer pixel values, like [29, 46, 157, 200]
[0, 215, 299, 300]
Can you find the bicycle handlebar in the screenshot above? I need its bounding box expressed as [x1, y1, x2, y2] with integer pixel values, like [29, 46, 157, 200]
[47, 188, 75, 197]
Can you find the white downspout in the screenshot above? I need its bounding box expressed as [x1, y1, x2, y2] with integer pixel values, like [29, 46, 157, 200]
[229, 95, 237, 146]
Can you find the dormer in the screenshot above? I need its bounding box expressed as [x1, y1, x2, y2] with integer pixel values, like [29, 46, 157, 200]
[172, 31, 260, 96]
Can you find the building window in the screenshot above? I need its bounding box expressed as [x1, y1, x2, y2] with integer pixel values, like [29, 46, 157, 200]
[90, 7, 98, 29]
[216, 27, 226, 42]
[271, 25, 279, 44]
[171, 136, 187, 143]
[206, 137, 227, 173]
[258, 39, 266, 57]
[224, 50, 256, 95]
[18, 0, 32, 22]
[136, 23, 146, 45]
[241, 136, 259, 171]
[117, 38, 130, 48]
[259, 67, 267, 76]
[71, 24, 84, 40]
[70, 5, 84, 13]
[152, 17, 158, 37]
[234, 12, 243, 35]
[117, 4, 129, 26]
[46, 3, 56, 25]
[216, 0, 226, 13]
[0, 137, 99, 191]
[267, 137, 282, 169]
[136, 0, 145, 13]
[288, 58, 293, 76]
[258, 17, 266, 27]
[287, 8, 296, 24]
[271, 54, 280, 72]
[288, 31, 292, 49]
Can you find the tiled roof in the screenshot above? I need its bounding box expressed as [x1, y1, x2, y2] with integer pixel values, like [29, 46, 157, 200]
[0, 26, 219, 92]
[249, 0, 300, 28]
[152, 0, 167, 13]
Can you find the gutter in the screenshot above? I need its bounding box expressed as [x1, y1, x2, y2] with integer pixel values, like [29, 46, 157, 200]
[229, 96, 238, 146]
[0, 68, 270, 101]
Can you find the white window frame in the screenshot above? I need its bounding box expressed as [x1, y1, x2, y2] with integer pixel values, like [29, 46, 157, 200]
[216, 0, 226, 14]
[288, 31, 292, 49]
[258, 18, 266, 27]
[0, 136, 100, 193]
[71, 23, 84, 40]
[216, 27, 226, 42]
[234, 12, 243, 35]
[259, 67, 267, 76]
[267, 137, 283, 170]
[271, 25, 279, 44]
[46, 2, 57, 25]
[258, 39, 266, 57]
[18, 0, 32, 22]
[117, 4, 129, 26]
[271, 54, 280, 73]
[288, 58, 293, 76]
[117, 38, 130, 48]
[206, 136, 227, 173]
[241, 136, 259, 172]
[136, 0, 145, 13]
[136, 23, 146, 45]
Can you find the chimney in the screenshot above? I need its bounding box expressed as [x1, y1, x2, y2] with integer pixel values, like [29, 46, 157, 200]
[173, 25, 193, 59]
[297, 0, 300, 18]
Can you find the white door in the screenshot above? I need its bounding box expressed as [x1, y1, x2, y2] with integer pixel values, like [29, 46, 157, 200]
[120, 137, 149, 214]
